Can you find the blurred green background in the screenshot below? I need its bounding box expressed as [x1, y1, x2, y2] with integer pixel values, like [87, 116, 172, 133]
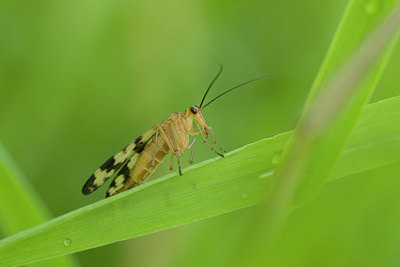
[1, 0, 400, 266]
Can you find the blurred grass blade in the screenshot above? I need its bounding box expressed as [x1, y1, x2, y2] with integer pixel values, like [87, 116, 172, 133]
[0, 142, 77, 267]
[229, 0, 400, 265]
[292, 1, 400, 205]
[0, 142, 49, 235]
[1, 94, 400, 266]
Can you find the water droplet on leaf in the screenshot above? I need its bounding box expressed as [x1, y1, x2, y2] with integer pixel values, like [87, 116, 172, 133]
[64, 238, 72, 247]
[271, 153, 281, 165]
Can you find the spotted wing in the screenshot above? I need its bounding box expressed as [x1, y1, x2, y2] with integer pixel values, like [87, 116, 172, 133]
[105, 154, 139, 197]
[82, 127, 156, 195]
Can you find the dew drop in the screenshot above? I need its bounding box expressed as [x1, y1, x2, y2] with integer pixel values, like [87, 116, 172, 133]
[271, 153, 281, 165]
[63, 238, 72, 247]
[242, 193, 248, 198]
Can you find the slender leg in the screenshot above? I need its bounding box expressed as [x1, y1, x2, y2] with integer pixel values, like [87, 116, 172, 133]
[188, 138, 196, 164]
[169, 122, 182, 176]
[168, 122, 182, 151]
[209, 126, 227, 153]
[158, 126, 179, 175]
[139, 127, 160, 182]
[176, 155, 182, 176]
[189, 122, 200, 136]
[168, 122, 179, 154]
[158, 126, 175, 152]
[152, 127, 159, 165]
[195, 121, 224, 157]
[169, 153, 174, 171]
[142, 167, 153, 183]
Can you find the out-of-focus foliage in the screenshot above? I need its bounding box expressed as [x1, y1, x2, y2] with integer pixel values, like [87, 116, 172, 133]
[1, 0, 400, 266]
[0, 143, 77, 267]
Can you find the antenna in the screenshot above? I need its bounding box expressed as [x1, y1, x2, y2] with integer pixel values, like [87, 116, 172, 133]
[202, 74, 266, 109]
[199, 65, 223, 108]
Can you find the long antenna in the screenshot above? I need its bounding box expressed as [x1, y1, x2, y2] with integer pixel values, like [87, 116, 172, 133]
[199, 65, 223, 108]
[202, 73, 266, 109]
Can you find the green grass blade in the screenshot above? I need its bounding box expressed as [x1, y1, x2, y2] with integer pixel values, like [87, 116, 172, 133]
[1, 94, 400, 266]
[0, 143, 77, 267]
[229, 2, 400, 263]
[0, 142, 50, 235]
[292, 1, 400, 206]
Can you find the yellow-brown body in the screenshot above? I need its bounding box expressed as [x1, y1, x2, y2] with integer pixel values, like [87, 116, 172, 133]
[83, 104, 223, 198]
[114, 112, 193, 194]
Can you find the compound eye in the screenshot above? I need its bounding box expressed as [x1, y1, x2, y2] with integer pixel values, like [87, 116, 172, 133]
[190, 106, 197, 114]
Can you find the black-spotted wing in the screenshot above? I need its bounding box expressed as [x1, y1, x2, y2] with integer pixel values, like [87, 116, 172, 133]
[82, 126, 156, 197]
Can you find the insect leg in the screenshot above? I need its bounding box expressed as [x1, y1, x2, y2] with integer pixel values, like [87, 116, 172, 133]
[176, 155, 182, 176]
[195, 121, 224, 158]
[152, 127, 160, 166]
[158, 126, 175, 151]
[208, 126, 227, 153]
[138, 127, 161, 182]
[188, 138, 196, 164]
[168, 122, 182, 176]
[157, 126, 177, 174]
[158, 123, 182, 175]
[169, 153, 174, 171]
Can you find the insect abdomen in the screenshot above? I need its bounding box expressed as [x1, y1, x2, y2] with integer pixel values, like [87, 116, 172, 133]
[132, 141, 170, 183]
[112, 136, 170, 194]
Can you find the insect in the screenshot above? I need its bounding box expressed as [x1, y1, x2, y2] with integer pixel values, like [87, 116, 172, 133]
[82, 66, 265, 197]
